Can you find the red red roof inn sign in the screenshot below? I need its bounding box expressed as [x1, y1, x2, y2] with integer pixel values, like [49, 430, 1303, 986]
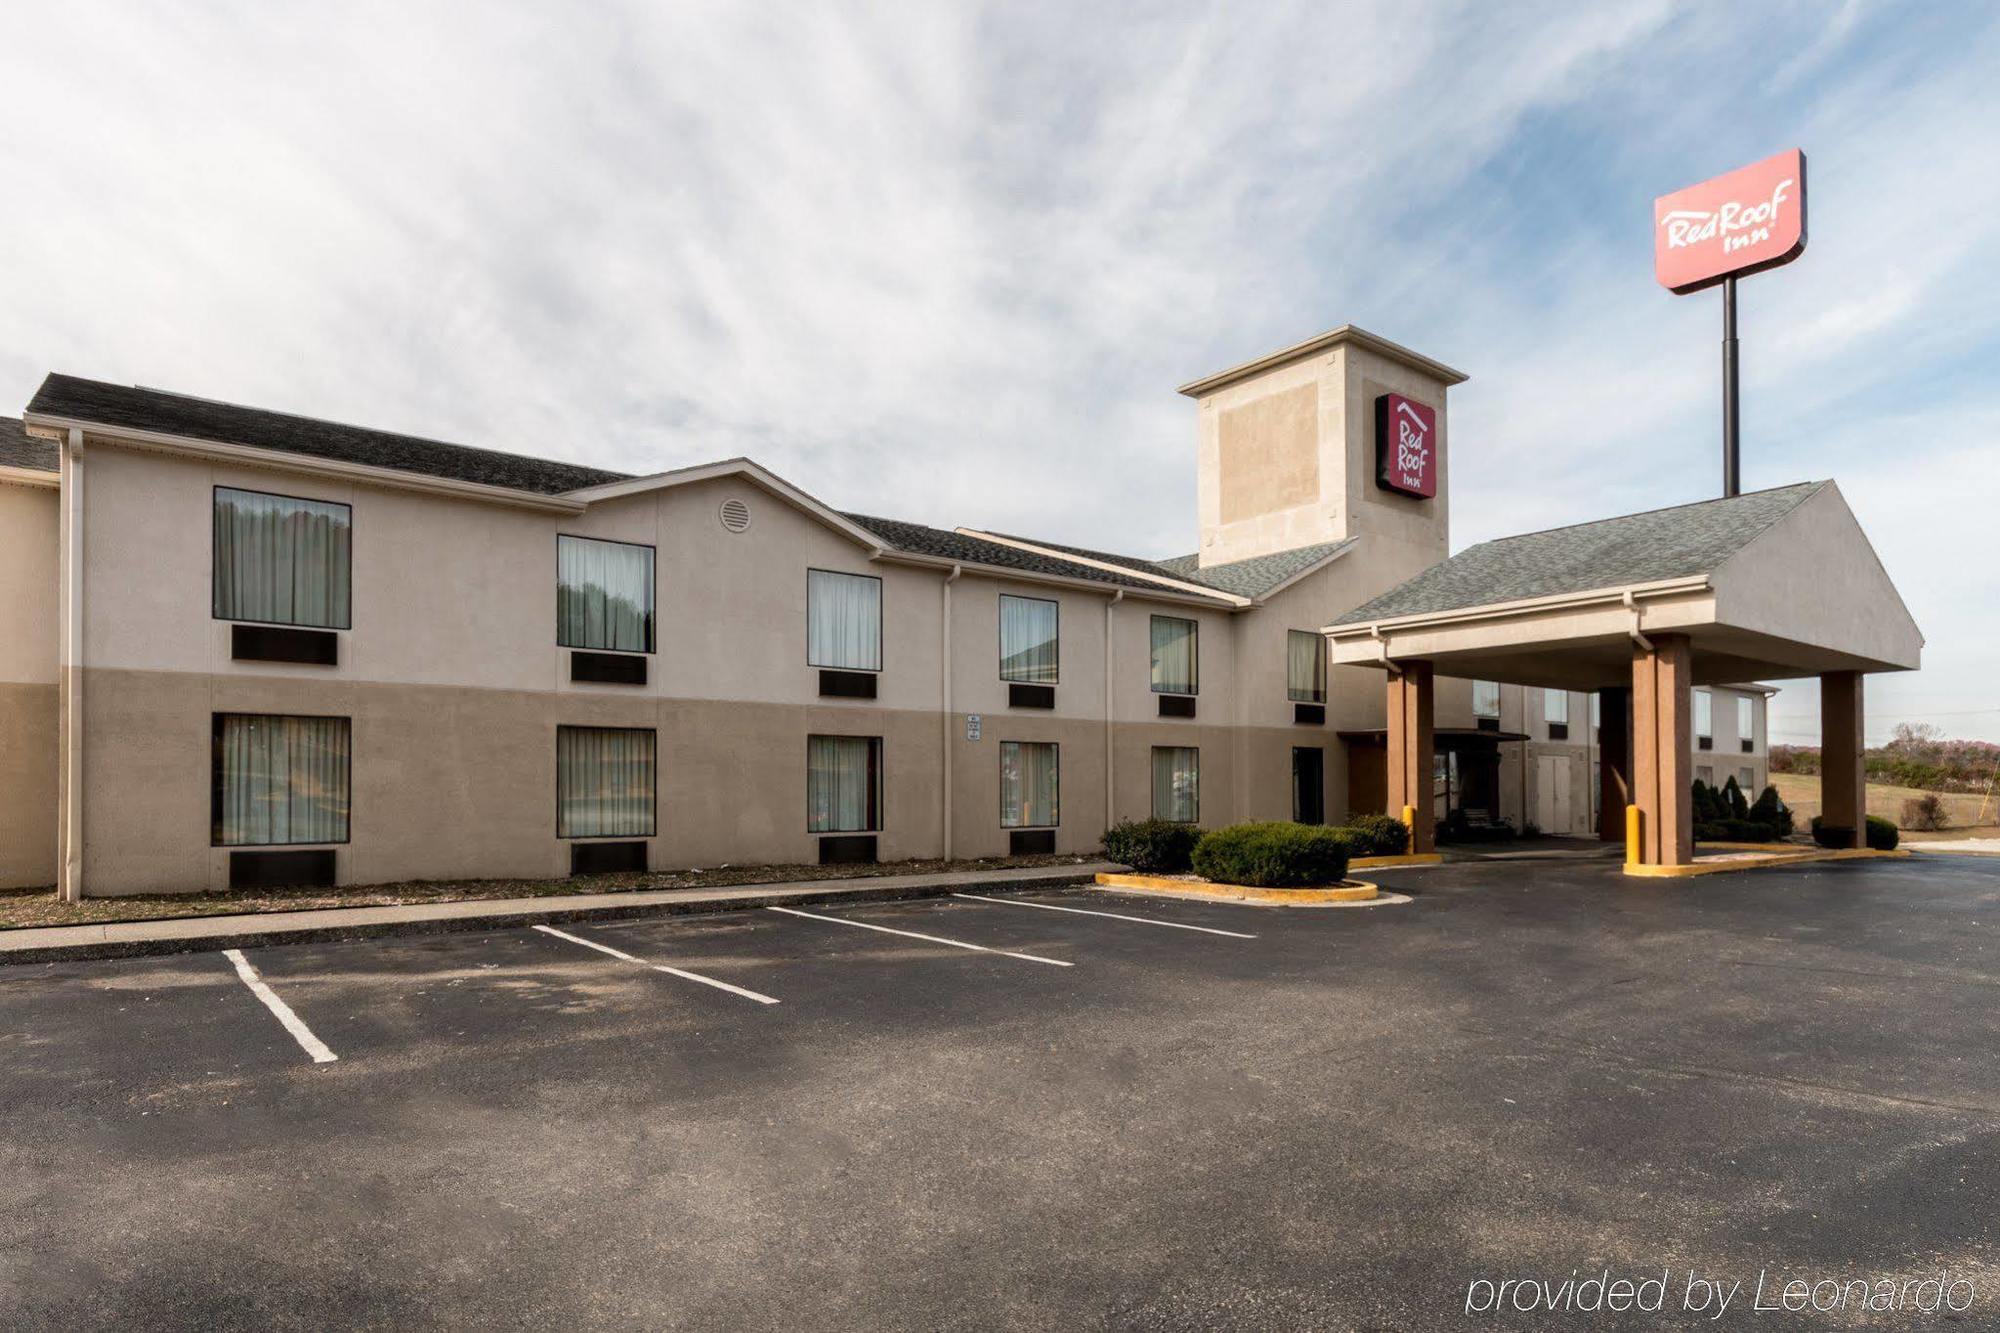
[1655, 148, 1807, 293]
[1374, 393, 1437, 498]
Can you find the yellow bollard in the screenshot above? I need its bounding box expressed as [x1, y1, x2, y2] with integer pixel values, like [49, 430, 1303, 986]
[1625, 804, 1643, 865]
[1401, 805, 1416, 830]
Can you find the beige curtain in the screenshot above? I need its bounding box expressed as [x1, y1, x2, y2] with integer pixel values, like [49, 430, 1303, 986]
[1151, 746, 1199, 822]
[213, 488, 351, 628]
[558, 727, 657, 838]
[808, 735, 881, 832]
[1000, 741, 1059, 827]
[1150, 616, 1198, 694]
[808, 570, 882, 670]
[216, 715, 350, 846]
[558, 536, 654, 652]
[999, 596, 1059, 683]
[1287, 630, 1325, 703]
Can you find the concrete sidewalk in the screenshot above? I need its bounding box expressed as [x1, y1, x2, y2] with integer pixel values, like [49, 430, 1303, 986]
[0, 863, 1115, 966]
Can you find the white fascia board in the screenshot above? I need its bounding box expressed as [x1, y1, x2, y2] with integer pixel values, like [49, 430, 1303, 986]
[0, 464, 59, 489]
[953, 529, 1252, 607]
[566, 457, 885, 554]
[875, 550, 1236, 609]
[22, 413, 589, 514]
[1321, 576, 1712, 638]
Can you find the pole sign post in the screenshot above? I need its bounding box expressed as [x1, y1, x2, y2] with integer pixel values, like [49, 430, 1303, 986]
[1654, 148, 1807, 497]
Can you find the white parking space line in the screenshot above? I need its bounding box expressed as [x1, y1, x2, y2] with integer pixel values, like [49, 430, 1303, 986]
[950, 893, 1258, 938]
[223, 948, 338, 1064]
[533, 925, 780, 1004]
[766, 905, 1073, 967]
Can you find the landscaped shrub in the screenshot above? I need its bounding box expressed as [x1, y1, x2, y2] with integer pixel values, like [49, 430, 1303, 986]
[1695, 819, 1779, 844]
[1719, 775, 1751, 820]
[1748, 785, 1794, 836]
[1902, 792, 1948, 832]
[1101, 818, 1202, 872]
[1691, 779, 1721, 822]
[1190, 821, 1351, 888]
[1334, 812, 1410, 857]
[1809, 814, 1901, 850]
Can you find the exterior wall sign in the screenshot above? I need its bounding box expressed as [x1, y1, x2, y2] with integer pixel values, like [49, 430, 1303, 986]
[1654, 148, 1807, 293]
[1375, 393, 1437, 499]
[965, 714, 982, 741]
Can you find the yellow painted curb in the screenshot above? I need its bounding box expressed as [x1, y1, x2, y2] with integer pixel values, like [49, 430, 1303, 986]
[1094, 872, 1381, 905]
[1623, 846, 1911, 878]
[1348, 853, 1444, 868]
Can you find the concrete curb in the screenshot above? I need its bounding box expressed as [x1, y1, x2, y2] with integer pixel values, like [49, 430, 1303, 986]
[0, 866, 1107, 966]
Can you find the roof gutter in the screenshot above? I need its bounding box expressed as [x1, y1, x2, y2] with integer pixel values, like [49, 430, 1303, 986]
[22, 413, 591, 514]
[954, 528, 1253, 606]
[873, 549, 1233, 609]
[1322, 575, 1711, 639]
[0, 463, 59, 490]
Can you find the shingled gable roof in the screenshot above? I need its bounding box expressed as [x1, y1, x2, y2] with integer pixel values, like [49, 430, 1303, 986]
[1330, 481, 1829, 626]
[842, 514, 1233, 600]
[974, 529, 1352, 599]
[0, 416, 56, 472]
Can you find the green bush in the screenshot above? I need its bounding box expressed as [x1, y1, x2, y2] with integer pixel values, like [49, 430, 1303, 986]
[1809, 814, 1900, 851]
[1101, 818, 1202, 872]
[1748, 785, 1794, 836]
[1691, 779, 1722, 822]
[1191, 821, 1351, 888]
[1695, 818, 1779, 844]
[1334, 812, 1410, 857]
[1720, 775, 1750, 819]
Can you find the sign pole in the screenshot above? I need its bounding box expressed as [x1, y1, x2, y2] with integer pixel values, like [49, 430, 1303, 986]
[1722, 274, 1740, 498]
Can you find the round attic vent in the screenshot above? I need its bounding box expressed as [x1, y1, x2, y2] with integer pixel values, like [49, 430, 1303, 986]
[719, 498, 752, 533]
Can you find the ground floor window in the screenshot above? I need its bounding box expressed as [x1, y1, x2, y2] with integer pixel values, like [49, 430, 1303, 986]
[1291, 747, 1324, 824]
[558, 726, 657, 838]
[808, 734, 882, 832]
[1151, 746, 1199, 822]
[1000, 741, 1059, 828]
[1697, 765, 1715, 787]
[212, 714, 351, 847]
[1739, 767, 1755, 791]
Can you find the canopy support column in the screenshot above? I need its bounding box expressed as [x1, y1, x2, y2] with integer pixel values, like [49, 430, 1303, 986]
[1385, 660, 1435, 855]
[1631, 634, 1693, 866]
[1597, 686, 1631, 842]
[1820, 671, 1866, 849]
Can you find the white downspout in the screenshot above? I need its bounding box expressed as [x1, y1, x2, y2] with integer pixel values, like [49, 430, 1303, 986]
[941, 564, 961, 860]
[61, 428, 84, 902]
[1105, 590, 1123, 834]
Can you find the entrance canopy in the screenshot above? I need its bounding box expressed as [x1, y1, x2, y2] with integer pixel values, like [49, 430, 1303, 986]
[1323, 481, 1920, 687]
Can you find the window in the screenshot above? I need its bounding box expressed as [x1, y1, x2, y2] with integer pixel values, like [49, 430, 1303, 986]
[1695, 689, 1713, 740]
[999, 595, 1059, 684]
[212, 714, 350, 846]
[557, 726, 657, 838]
[1287, 630, 1326, 703]
[557, 535, 655, 653]
[1151, 746, 1199, 822]
[1697, 765, 1715, 787]
[1737, 696, 1754, 746]
[1544, 689, 1569, 725]
[1000, 741, 1059, 828]
[1150, 616, 1198, 695]
[808, 735, 882, 833]
[1739, 767, 1756, 791]
[213, 487, 352, 629]
[808, 570, 882, 671]
[1472, 680, 1501, 719]
[1590, 692, 1602, 733]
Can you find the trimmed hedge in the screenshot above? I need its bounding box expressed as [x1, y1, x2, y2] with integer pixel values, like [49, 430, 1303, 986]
[1335, 813, 1410, 857]
[1811, 814, 1899, 851]
[1191, 821, 1351, 888]
[1102, 818, 1202, 872]
[1695, 819, 1780, 844]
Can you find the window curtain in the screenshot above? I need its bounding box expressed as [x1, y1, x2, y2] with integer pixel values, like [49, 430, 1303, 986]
[999, 596, 1059, 683]
[213, 488, 351, 628]
[1286, 630, 1325, 703]
[1150, 616, 1198, 694]
[215, 715, 350, 846]
[1737, 696, 1752, 739]
[1693, 689, 1711, 737]
[808, 570, 882, 670]
[1151, 746, 1199, 822]
[558, 536, 654, 652]
[808, 735, 881, 832]
[558, 727, 656, 838]
[1473, 680, 1501, 718]
[1545, 688, 1569, 725]
[1000, 741, 1059, 827]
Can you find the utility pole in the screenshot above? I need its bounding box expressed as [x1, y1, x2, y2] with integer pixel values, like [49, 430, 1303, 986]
[1722, 275, 1740, 497]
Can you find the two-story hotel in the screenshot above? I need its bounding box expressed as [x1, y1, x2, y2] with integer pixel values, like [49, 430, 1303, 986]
[2, 325, 1898, 897]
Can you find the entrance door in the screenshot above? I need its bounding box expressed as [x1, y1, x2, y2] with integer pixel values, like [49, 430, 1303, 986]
[1536, 755, 1572, 832]
[1291, 747, 1325, 824]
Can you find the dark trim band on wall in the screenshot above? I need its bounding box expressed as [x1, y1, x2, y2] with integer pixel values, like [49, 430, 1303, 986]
[818, 834, 878, 865]
[570, 840, 648, 875]
[1293, 702, 1325, 725]
[231, 624, 339, 665]
[819, 669, 878, 699]
[1008, 683, 1055, 709]
[229, 849, 336, 890]
[571, 651, 647, 685]
[1158, 694, 1197, 719]
[1009, 829, 1056, 856]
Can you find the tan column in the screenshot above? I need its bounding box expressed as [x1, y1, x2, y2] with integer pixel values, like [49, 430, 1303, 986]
[1385, 660, 1435, 854]
[1820, 671, 1866, 849]
[1597, 686, 1631, 842]
[1630, 635, 1693, 866]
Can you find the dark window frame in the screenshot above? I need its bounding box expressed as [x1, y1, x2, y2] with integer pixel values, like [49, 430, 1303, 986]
[210, 711, 354, 848]
[806, 568, 885, 673]
[997, 593, 1061, 686]
[998, 739, 1060, 830]
[806, 733, 885, 834]
[555, 533, 658, 655]
[1149, 614, 1200, 696]
[210, 484, 354, 631]
[555, 724, 660, 840]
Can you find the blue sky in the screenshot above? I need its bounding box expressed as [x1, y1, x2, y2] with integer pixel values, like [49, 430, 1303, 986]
[3, 2, 1995, 743]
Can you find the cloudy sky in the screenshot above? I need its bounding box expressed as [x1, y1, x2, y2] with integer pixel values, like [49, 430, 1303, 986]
[4, 2, 1996, 742]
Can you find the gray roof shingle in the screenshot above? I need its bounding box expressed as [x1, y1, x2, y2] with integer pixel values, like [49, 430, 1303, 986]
[980, 531, 1351, 598]
[1331, 481, 1827, 625]
[26, 374, 630, 495]
[843, 513, 1228, 598]
[0, 416, 56, 472]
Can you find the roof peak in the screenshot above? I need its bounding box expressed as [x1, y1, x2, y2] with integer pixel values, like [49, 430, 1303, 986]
[1466, 480, 1827, 551]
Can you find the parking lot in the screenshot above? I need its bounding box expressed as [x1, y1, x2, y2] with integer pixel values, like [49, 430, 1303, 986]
[5, 855, 1999, 1329]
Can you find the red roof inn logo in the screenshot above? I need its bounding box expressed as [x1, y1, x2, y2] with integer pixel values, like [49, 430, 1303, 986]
[1654, 148, 1808, 293]
[1375, 393, 1437, 498]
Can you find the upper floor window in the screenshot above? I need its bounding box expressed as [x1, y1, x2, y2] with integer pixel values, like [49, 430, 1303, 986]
[558, 535, 655, 653]
[1591, 692, 1602, 733]
[212, 713, 351, 847]
[1695, 689, 1713, 740]
[1150, 616, 1198, 695]
[999, 595, 1059, 684]
[213, 487, 351, 629]
[1000, 741, 1059, 828]
[1544, 688, 1569, 740]
[808, 570, 882, 671]
[1737, 695, 1754, 743]
[1287, 631, 1325, 704]
[1472, 680, 1502, 719]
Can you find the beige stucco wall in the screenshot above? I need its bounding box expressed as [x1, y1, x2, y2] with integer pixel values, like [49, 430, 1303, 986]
[0, 481, 58, 887]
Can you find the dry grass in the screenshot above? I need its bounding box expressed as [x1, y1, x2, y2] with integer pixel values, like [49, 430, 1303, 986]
[1769, 772, 1995, 830]
[0, 852, 1100, 933]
